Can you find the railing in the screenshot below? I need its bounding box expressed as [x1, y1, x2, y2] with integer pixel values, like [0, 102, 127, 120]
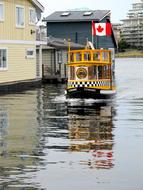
[68, 49, 112, 65]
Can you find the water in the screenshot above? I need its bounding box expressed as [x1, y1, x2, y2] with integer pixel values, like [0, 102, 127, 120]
[0, 58, 143, 190]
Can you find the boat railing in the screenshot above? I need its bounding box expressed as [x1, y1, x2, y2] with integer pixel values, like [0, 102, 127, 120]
[68, 49, 112, 65]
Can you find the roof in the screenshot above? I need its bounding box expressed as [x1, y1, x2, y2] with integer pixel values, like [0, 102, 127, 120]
[31, 0, 44, 12]
[44, 10, 111, 22]
[47, 36, 85, 50]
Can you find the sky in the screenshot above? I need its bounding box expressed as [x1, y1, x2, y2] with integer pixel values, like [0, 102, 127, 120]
[39, 0, 138, 23]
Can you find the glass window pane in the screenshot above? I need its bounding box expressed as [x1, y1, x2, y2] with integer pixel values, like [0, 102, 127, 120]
[30, 9, 36, 24]
[16, 6, 24, 26]
[0, 4, 3, 20]
[0, 49, 7, 68]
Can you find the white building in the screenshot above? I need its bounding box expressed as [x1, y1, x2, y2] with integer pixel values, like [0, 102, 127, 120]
[121, 0, 143, 47]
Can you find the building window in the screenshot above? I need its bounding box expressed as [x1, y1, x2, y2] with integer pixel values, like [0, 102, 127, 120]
[0, 3, 4, 21]
[29, 8, 36, 25]
[57, 51, 62, 63]
[26, 49, 35, 59]
[16, 5, 24, 27]
[0, 49, 7, 70]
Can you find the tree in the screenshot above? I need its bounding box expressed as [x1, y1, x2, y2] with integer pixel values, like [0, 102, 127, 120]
[118, 39, 130, 51]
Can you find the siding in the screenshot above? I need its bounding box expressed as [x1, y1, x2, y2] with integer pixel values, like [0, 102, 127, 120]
[37, 49, 55, 77]
[0, 0, 36, 41]
[37, 48, 68, 79]
[0, 44, 36, 83]
[0, 0, 39, 84]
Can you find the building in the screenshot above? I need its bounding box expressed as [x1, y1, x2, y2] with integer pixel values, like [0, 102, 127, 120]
[112, 23, 123, 48]
[36, 36, 84, 82]
[43, 10, 117, 50]
[36, 24, 47, 41]
[0, 0, 44, 92]
[121, 0, 143, 47]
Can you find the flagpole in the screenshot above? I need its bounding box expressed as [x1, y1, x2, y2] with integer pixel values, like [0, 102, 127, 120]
[92, 33, 94, 45]
[91, 21, 94, 45]
[96, 36, 98, 49]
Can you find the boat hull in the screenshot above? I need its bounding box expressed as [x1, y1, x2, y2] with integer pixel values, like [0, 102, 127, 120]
[66, 87, 115, 99]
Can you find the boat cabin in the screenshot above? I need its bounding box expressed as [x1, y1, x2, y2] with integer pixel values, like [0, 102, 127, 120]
[66, 48, 115, 98]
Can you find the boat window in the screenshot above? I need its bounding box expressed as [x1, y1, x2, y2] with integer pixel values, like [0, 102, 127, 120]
[76, 53, 82, 61]
[93, 52, 100, 61]
[70, 53, 74, 62]
[84, 52, 91, 61]
[70, 66, 75, 80]
[88, 66, 97, 80]
[102, 52, 108, 61]
[98, 66, 103, 79]
[98, 65, 111, 79]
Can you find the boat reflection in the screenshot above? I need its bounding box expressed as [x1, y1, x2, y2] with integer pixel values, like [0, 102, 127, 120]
[68, 103, 115, 169]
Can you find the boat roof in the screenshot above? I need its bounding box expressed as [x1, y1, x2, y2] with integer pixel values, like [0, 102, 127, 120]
[43, 10, 111, 22]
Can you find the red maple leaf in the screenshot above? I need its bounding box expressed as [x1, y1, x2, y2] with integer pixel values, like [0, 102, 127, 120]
[97, 25, 104, 33]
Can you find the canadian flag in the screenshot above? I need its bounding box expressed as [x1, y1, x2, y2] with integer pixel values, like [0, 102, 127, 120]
[92, 22, 111, 36]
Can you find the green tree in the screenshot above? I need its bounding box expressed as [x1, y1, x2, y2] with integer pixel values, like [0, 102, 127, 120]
[118, 39, 130, 51]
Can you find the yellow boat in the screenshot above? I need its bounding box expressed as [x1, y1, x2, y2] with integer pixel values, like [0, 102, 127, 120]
[66, 42, 116, 99]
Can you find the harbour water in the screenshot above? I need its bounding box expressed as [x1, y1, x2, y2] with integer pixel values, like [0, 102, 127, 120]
[0, 58, 143, 190]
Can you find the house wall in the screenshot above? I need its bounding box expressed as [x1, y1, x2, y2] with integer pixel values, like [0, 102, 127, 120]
[0, 0, 36, 41]
[0, 44, 36, 83]
[46, 18, 115, 49]
[0, 0, 38, 84]
[36, 49, 55, 78]
[37, 48, 68, 80]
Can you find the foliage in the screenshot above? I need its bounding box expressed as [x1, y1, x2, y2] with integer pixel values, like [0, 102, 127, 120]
[118, 39, 130, 52]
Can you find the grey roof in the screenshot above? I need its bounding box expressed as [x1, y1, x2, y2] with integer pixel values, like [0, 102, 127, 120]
[44, 10, 110, 22]
[47, 36, 85, 50]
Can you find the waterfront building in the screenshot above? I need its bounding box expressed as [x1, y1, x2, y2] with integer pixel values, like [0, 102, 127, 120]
[43, 10, 117, 50]
[36, 36, 84, 82]
[0, 0, 44, 92]
[121, 0, 143, 47]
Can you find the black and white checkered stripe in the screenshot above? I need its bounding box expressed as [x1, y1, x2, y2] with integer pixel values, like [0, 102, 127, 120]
[68, 81, 111, 88]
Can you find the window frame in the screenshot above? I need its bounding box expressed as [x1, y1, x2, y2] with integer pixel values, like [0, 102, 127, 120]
[26, 48, 35, 59]
[0, 2, 4, 22]
[0, 48, 8, 71]
[16, 5, 25, 28]
[29, 7, 36, 25]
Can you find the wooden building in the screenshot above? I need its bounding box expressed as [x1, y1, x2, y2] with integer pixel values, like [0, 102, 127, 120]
[36, 36, 84, 82]
[43, 10, 117, 49]
[0, 0, 44, 93]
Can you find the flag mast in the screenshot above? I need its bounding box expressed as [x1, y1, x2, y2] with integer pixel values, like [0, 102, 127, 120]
[91, 20, 94, 45]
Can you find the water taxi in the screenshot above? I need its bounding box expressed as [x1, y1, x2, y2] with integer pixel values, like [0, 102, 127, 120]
[66, 42, 115, 99]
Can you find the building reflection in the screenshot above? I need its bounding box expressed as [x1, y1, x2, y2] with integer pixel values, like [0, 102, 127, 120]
[68, 104, 115, 169]
[0, 90, 45, 182]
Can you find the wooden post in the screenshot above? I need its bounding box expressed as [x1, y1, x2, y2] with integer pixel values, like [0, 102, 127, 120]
[68, 39, 71, 63]
[39, 45, 42, 78]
